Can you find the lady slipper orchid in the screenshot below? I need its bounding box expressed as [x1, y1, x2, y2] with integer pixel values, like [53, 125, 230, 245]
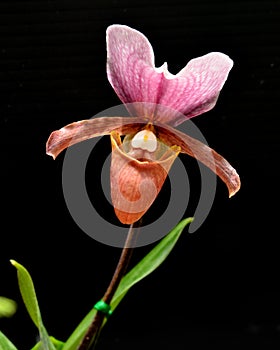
[46, 24, 241, 224]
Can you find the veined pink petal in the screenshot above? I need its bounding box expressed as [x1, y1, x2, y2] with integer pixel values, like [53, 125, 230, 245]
[106, 25, 162, 119]
[155, 52, 233, 126]
[106, 25, 233, 125]
[46, 117, 146, 159]
[156, 123, 241, 197]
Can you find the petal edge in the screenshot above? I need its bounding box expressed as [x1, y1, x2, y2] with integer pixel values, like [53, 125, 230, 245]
[156, 124, 241, 197]
[46, 117, 145, 159]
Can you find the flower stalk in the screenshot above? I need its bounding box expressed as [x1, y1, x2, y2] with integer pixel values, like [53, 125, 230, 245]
[78, 222, 140, 350]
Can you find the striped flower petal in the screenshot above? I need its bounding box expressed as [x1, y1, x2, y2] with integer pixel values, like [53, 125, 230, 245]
[106, 25, 233, 126]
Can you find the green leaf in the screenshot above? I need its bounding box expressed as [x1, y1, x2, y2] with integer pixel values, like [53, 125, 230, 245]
[0, 330, 18, 350]
[63, 218, 193, 350]
[111, 217, 193, 310]
[49, 337, 64, 350]
[62, 309, 97, 350]
[31, 337, 64, 350]
[0, 297, 17, 318]
[10, 260, 56, 350]
[10, 260, 40, 328]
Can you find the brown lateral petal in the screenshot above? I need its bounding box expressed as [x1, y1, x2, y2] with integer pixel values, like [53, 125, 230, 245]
[156, 124, 241, 197]
[110, 132, 180, 224]
[46, 117, 147, 159]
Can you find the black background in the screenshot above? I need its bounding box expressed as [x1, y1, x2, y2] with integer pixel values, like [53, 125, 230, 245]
[1, 0, 280, 349]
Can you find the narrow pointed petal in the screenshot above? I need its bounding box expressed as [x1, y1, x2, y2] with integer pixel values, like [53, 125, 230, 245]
[110, 132, 180, 224]
[106, 25, 233, 124]
[156, 124, 241, 197]
[46, 117, 146, 159]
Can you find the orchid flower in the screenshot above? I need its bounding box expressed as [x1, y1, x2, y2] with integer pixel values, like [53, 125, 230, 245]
[46, 24, 240, 225]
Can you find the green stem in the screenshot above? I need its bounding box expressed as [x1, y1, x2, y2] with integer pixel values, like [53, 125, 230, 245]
[77, 222, 140, 350]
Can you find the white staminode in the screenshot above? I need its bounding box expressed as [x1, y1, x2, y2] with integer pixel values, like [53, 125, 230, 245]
[131, 130, 157, 152]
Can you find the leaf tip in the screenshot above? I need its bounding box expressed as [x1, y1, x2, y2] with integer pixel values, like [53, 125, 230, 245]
[10, 259, 17, 267]
[182, 217, 194, 226]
